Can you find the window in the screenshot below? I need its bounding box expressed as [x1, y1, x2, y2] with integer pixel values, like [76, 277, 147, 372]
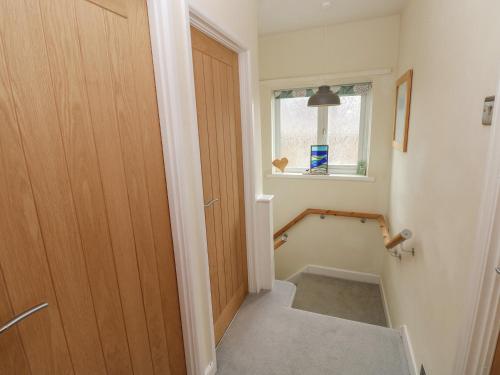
[273, 83, 371, 175]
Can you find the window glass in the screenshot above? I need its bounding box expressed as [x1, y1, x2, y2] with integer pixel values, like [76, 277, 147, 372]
[279, 97, 318, 168]
[327, 95, 361, 165]
[273, 84, 370, 175]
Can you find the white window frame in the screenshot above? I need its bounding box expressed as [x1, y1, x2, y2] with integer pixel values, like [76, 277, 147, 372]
[273, 87, 372, 175]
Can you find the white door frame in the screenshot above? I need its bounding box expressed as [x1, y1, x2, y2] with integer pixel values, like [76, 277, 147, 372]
[145, 1, 264, 374]
[455, 78, 500, 374]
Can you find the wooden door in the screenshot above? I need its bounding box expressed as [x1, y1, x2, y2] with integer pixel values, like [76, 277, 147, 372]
[191, 27, 248, 343]
[0, 0, 186, 374]
[492, 333, 500, 375]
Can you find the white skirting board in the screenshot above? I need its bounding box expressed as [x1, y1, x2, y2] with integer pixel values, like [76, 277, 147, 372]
[379, 278, 393, 328]
[286, 265, 392, 327]
[400, 325, 418, 375]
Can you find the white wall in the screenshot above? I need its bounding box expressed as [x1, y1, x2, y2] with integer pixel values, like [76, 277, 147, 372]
[259, 16, 400, 279]
[260, 15, 400, 80]
[382, 0, 500, 373]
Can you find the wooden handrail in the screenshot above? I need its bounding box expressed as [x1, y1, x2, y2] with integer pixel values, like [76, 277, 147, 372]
[274, 208, 411, 251]
[274, 238, 287, 250]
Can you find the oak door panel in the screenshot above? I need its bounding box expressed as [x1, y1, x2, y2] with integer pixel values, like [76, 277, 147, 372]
[0, 33, 74, 375]
[203, 54, 229, 317]
[74, 3, 158, 374]
[0, 269, 31, 375]
[212, 58, 235, 301]
[223, 63, 241, 292]
[129, 0, 186, 368]
[227, 60, 246, 285]
[193, 50, 222, 320]
[219, 63, 239, 295]
[231, 52, 249, 283]
[0, 0, 108, 372]
[39, 1, 134, 372]
[0, 0, 186, 373]
[191, 26, 248, 343]
[104, 9, 173, 373]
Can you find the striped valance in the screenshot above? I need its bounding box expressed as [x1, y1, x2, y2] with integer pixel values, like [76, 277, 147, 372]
[274, 83, 372, 99]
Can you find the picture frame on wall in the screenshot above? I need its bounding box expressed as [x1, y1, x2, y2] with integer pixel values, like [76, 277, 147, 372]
[393, 69, 413, 152]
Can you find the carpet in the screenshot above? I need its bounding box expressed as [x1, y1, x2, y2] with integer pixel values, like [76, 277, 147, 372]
[216, 280, 410, 375]
[292, 273, 387, 327]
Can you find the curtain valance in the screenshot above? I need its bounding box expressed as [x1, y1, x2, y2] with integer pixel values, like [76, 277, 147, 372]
[274, 83, 372, 99]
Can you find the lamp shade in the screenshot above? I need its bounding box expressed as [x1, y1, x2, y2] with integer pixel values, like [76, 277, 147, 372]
[307, 86, 341, 107]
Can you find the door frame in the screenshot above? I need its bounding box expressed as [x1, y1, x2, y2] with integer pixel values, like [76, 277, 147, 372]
[454, 76, 500, 374]
[146, 1, 263, 374]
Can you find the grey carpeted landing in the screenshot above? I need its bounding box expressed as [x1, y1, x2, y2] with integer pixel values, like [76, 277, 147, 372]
[292, 273, 388, 327]
[216, 281, 410, 375]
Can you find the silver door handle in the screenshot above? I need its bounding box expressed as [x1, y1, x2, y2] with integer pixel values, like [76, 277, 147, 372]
[0, 302, 48, 335]
[496, 266, 500, 275]
[204, 198, 219, 208]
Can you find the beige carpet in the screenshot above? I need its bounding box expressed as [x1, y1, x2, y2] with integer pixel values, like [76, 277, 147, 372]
[292, 273, 388, 327]
[216, 280, 410, 375]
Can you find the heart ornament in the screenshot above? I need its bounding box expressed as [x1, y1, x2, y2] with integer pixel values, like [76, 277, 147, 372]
[272, 157, 289, 172]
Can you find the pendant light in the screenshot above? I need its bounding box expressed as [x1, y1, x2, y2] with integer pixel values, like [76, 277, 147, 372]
[307, 85, 340, 107]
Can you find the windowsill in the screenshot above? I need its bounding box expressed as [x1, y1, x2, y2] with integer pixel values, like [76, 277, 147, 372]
[266, 172, 375, 182]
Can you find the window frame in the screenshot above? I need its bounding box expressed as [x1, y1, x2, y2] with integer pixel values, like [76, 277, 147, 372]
[273, 86, 371, 176]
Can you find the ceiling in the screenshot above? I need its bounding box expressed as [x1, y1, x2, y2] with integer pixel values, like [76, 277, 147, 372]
[258, 0, 409, 35]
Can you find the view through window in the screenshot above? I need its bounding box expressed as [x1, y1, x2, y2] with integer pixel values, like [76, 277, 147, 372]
[274, 84, 371, 175]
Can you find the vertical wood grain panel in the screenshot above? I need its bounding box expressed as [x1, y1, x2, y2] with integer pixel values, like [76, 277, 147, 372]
[231, 53, 248, 285]
[226, 64, 243, 287]
[74, 2, 157, 374]
[74, 2, 160, 375]
[104, 10, 172, 375]
[0, 267, 31, 375]
[0, 0, 185, 373]
[212, 59, 234, 301]
[127, 0, 186, 371]
[0, 33, 74, 375]
[191, 27, 248, 343]
[193, 50, 221, 320]
[37, 1, 134, 373]
[220, 64, 239, 294]
[0, 1, 107, 373]
[203, 55, 228, 310]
